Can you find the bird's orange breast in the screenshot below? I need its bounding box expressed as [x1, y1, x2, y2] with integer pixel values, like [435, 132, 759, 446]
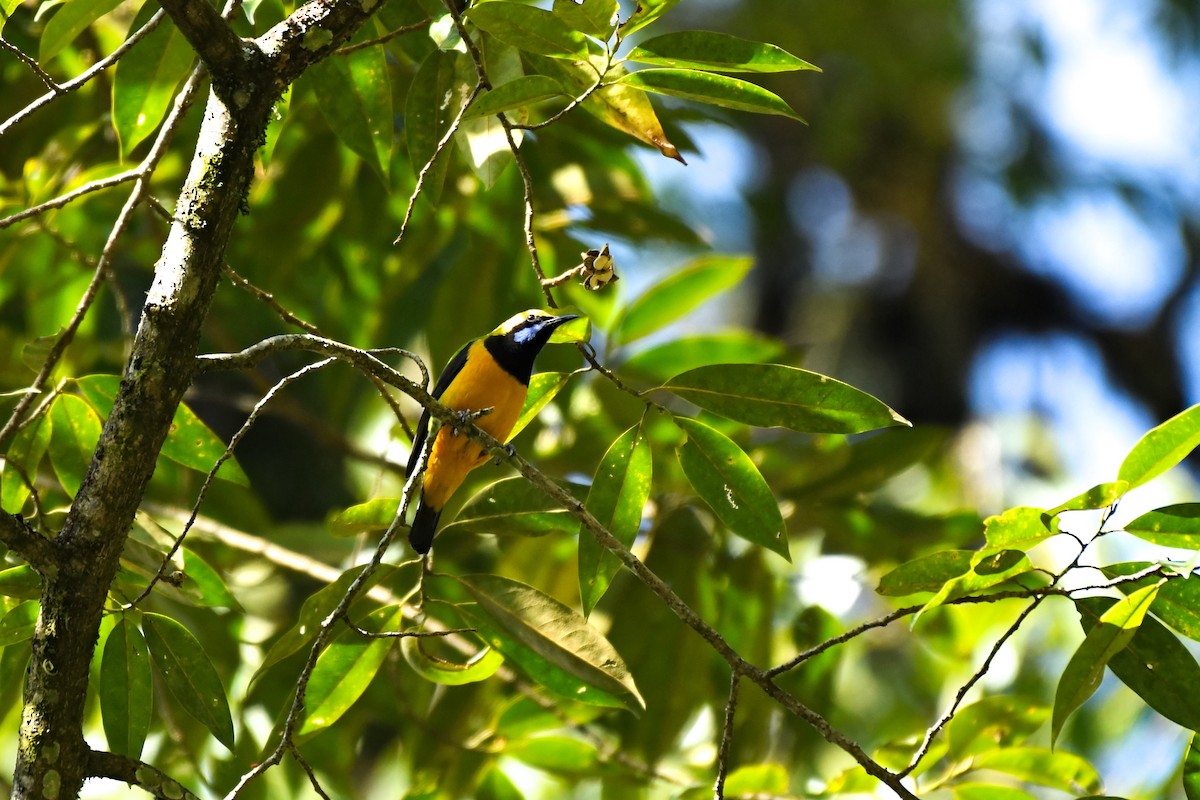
[422, 340, 527, 509]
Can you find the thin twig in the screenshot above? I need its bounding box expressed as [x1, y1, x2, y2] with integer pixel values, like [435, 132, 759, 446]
[123, 358, 337, 610]
[714, 672, 741, 800]
[336, 19, 429, 55]
[0, 10, 168, 138]
[0, 37, 61, 93]
[393, 80, 487, 246]
[0, 169, 142, 230]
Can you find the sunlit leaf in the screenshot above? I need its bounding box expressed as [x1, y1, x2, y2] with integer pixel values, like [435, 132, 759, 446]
[612, 254, 752, 345]
[458, 574, 644, 712]
[178, 548, 241, 610]
[48, 394, 102, 496]
[675, 417, 789, 560]
[1, 412, 51, 513]
[915, 548, 1033, 621]
[300, 604, 405, 736]
[552, 0, 616, 38]
[723, 763, 789, 795]
[968, 747, 1101, 794]
[664, 363, 909, 433]
[983, 506, 1056, 551]
[440, 477, 587, 539]
[1053, 583, 1162, 744]
[112, 7, 195, 157]
[99, 617, 153, 759]
[477, 764, 525, 800]
[75, 375, 249, 486]
[1186, 732, 1200, 800]
[627, 31, 818, 73]
[1125, 504, 1200, 550]
[1118, 404, 1200, 490]
[617, 68, 803, 121]
[465, 75, 568, 119]
[0, 566, 41, 601]
[876, 550, 973, 596]
[1077, 596, 1200, 733]
[1046, 481, 1129, 516]
[39, 0, 123, 62]
[618, 0, 680, 36]
[142, 613, 235, 750]
[329, 497, 398, 537]
[505, 735, 600, 775]
[308, 45, 391, 182]
[944, 697, 1049, 760]
[256, 564, 406, 678]
[1101, 562, 1200, 641]
[467, 2, 588, 58]
[400, 632, 503, 686]
[405, 48, 464, 202]
[508, 372, 572, 440]
[953, 786, 1037, 800]
[0, 600, 38, 647]
[579, 424, 652, 615]
[620, 331, 785, 383]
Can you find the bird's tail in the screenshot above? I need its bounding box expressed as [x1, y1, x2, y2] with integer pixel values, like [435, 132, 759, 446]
[408, 494, 442, 554]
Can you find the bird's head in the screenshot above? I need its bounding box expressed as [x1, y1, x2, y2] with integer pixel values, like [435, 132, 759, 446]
[489, 309, 579, 348]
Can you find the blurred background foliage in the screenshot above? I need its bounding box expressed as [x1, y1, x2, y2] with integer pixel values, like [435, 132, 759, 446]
[2, 0, 1200, 798]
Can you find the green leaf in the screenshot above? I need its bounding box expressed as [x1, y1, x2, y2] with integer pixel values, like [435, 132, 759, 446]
[455, 41, 522, 188]
[440, 477, 588, 539]
[627, 31, 818, 73]
[329, 497, 399, 537]
[457, 573, 644, 712]
[1186, 732, 1200, 800]
[142, 613, 235, 750]
[0, 600, 38, 647]
[509, 372, 572, 441]
[256, 564, 405, 678]
[1101, 563, 1200, 641]
[674, 417, 789, 560]
[75, 375, 249, 486]
[477, 765, 525, 800]
[1, 412, 50, 513]
[300, 604, 405, 736]
[1077, 596, 1200, 733]
[620, 331, 785, 383]
[542, 56, 682, 161]
[1, 0, 23, 31]
[552, 0, 616, 38]
[48, 393, 102, 496]
[465, 75, 568, 120]
[39, 0, 123, 62]
[723, 763, 789, 795]
[664, 363, 909, 433]
[400, 633, 503, 686]
[968, 747, 1101, 794]
[1053, 583, 1163, 744]
[945, 696, 1049, 761]
[177, 548, 241, 610]
[612, 254, 752, 345]
[953, 786, 1038, 800]
[506, 735, 600, 775]
[916, 549, 1033, 621]
[618, 0, 680, 36]
[405, 49, 463, 202]
[579, 424, 652, 615]
[1125, 504, 1200, 549]
[876, 550, 973, 596]
[100, 617, 153, 759]
[0, 566, 42, 600]
[983, 506, 1056, 551]
[1118, 404, 1200, 490]
[616, 68, 803, 121]
[466, 2, 588, 58]
[1046, 481, 1129, 516]
[308, 45, 392, 182]
[112, 8, 195, 157]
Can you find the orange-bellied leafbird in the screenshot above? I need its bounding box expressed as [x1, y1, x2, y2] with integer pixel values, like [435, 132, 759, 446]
[406, 309, 578, 553]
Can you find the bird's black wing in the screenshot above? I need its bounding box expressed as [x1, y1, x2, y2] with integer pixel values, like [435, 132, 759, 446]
[406, 339, 475, 477]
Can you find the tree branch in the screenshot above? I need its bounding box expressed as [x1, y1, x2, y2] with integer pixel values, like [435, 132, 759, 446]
[85, 749, 199, 800]
[0, 511, 56, 575]
[154, 0, 247, 83]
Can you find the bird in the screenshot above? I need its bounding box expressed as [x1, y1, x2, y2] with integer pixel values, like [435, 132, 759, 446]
[406, 309, 579, 554]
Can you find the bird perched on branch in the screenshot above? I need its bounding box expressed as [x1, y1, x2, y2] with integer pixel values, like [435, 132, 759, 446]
[407, 309, 579, 554]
